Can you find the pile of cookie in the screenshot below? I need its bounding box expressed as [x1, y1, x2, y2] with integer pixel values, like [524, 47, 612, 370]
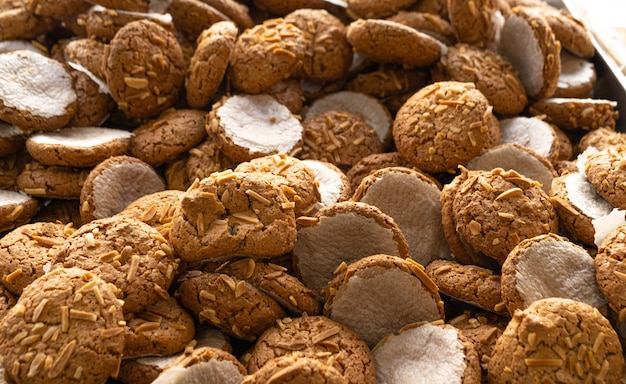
[0, 0, 625, 382]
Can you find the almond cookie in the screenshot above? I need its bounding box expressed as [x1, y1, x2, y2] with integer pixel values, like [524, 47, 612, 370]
[346, 152, 409, 191]
[301, 159, 352, 212]
[452, 168, 559, 264]
[393, 81, 501, 173]
[448, 311, 505, 374]
[425, 260, 507, 316]
[56, 216, 179, 314]
[501, 233, 605, 317]
[216, 258, 321, 315]
[0, 221, 69, 295]
[346, 19, 442, 68]
[229, 18, 308, 94]
[169, 170, 297, 261]
[324, 255, 445, 348]
[554, 50, 597, 98]
[533, 4, 594, 58]
[80, 155, 165, 223]
[32, 199, 82, 228]
[0, 189, 38, 233]
[0, 284, 16, 321]
[578, 127, 626, 152]
[17, 162, 89, 199]
[251, 0, 338, 16]
[0, 150, 29, 192]
[234, 154, 321, 218]
[353, 167, 450, 266]
[0, 267, 125, 384]
[498, 116, 561, 164]
[345, 65, 429, 99]
[346, 0, 416, 19]
[186, 21, 237, 109]
[167, 0, 231, 41]
[583, 146, 626, 210]
[0, 50, 77, 132]
[242, 355, 347, 384]
[25, 126, 132, 168]
[244, 315, 376, 384]
[497, 5, 561, 99]
[387, 11, 455, 45]
[447, 0, 504, 48]
[85, 5, 175, 43]
[372, 322, 481, 384]
[292, 201, 410, 292]
[595, 224, 626, 323]
[0, 123, 26, 157]
[264, 79, 305, 114]
[66, 68, 116, 128]
[206, 94, 303, 163]
[123, 294, 195, 358]
[104, 19, 186, 119]
[433, 43, 527, 116]
[528, 97, 619, 131]
[298, 110, 383, 170]
[175, 272, 286, 341]
[0, 0, 58, 41]
[64, 37, 108, 81]
[488, 297, 624, 383]
[116, 189, 183, 239]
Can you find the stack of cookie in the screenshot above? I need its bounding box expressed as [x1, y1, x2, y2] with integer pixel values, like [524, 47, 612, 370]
[1, 0, 626, 383]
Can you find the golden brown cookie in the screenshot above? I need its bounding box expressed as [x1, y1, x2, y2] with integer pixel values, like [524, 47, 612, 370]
[578, 127, 626, 153]
[448, 311, 505, 374]
[532, 4, 594, 58]
[167, 0, 231, 42]
[584, 146, 626, 210]
[65, 68, 116, 128]
[116, 189, 183, 240]
[595, 224, 626, 322]
[0, 189, 38, 233]
[346, 65, 429, 99]
[447, 0, 504, 47]
[0, 284, 16, 321]
[242, 355, 347, 384]
[346, 152, 409, 192]
[346, 0, 416, 19]
[17, 162, 89, 200]
[528, 97, 620, 131]
[0, 0, 59, 41]
[64, 37, 108, 81]
[300, 159, 352, 212]
[85, 5, 176, 43]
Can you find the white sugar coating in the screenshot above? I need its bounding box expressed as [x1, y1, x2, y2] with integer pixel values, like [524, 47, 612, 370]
[301, 159, 345, 208]
[544, 97, 618, 106]
[67, 59, 110, 95]
[373, 323, 466, 384]
[0, 122, 23, 138]
[499, 117, 554, 160]
[91, 4, 173, 23]
[29, 127, 132, 147]
[136, 354, 179, 370]
[329, 266, 442, 348]
[558, 51, 596, 89]
[0, 50, 77, 118]
[513, 236, 606, 309]
[0, 190, 31, 205]
[564, 172, 613, 219]
[0, 40, 45, 55]
[594, 208, 626, 247]
[498, 13, 544, 97]
[151, 360, 243, 384]
[217, 95, 303, 155]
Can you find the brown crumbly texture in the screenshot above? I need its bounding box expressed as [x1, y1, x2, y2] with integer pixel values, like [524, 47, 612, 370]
[175, 272, 286, 341]
[452, 168, 559, 263]
[298, 110, 382, 170]
[0, 192, 38, 233]
[217, 258, 321, 316]
[252, 0, 338, 16]
[104, 19, 186, 119]
[448, 311, 505, 374]
[169, 171, 297, 261]
[425, 259, 507, 316]
[229, 18, 308, 94]
[186, 21, 237, 109]
[199, 0, 254, 30]
[243, 315, 376, 384]
[284, 9, 353, 83]
[346, 19, 441, 68]
[85, 6, 175, 43]
[167, 0, 231, 41]
[407, 0, 448, 18]
[0, 222, 69, 295]
[346, 152, 410, 191]
[17, 162, 89, 199]
[346, 0, 416, 19]
[164, 345, 247, 374]
[31, 199, 82, 228]
[548, 173, 596, 246]
[528, 98, 619, 131]
[346, 65, 429, 99]
[0, 151, 29, 191]
[552, 124, 574, 161]
[447, 0, 502, 47]
[242, 355, 347, 384]
[595, 224, 626, 321]
[55, 216, 179, 314]
[66, 69, 116, 128]
[116, 189, 183, 240]
[578, 127, 626, 153]
[123, 294, 195, 358]
[89, 0, 149, 12]
[264, 79, 305, 114]
[0, 267, 125, 384]
[393, 81, 501, 173]
[584, 146, 626, 209]
[387, 11, 456, 45]
[433, 43, 528, 116]
[131, 109, 207, 166]
[488, 298, 624, 383]
[0, 284, 16, 321]
[0, 0, 59, 41]
[536, 5, 594, 58]
[64, 38, 107, 81]
[235, 154, 321, 218]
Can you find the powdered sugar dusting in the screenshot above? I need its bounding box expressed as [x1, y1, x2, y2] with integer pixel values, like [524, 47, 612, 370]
[301, 160, 345, 209]
[30, 127, 132, 147]
[0, 190, 31, 205]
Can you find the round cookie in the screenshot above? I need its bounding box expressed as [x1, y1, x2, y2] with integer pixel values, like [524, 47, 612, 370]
[498, 116, 561, 164]
[66, 69, 116, 128]
[55, 216, 179, 314]
[167, 0, 231, 42]
[242, 355, 347, 384]
[488, 298, 624, 383]
[0, 0, 59, 41]
[452, 168, 559, 263]
[0, 50, 77, 132]
[346, 65, 429, 99]
[250, 0, 338, 16]
[0, 189, 38, 233]
[64, 38, 108, 81]
[554, 50, 597, 98]
[0, 221, 70, 295]
[116, 189, 184, 239]
[169, 170, 297, 261]
[104, 19, 186, 119]
[264, 79, 305, 114]
[387, 11, 456, 45]
[392, 81, 501, 173]
[25, 126, 132, 168]
[85, 5, 175, 43]
[595, 224, 626, 322]
[175, 272, 286, 341]
[533, 4, 594, 58]
[244, 315, 376, 384]
[447, 0, 503, 47]
[583, 146, 626, 210]
[528, 97, 619, 131]
[346, 0, 416, 19]
[0, 284, 16, 321]
[0, 122, 26, 157]
[186, 21, 237, 109]
[346, 152, 409, 191]
[152, 346, 247, 384]
[578, 127, 626, 152]
[0, 267, 125, 384]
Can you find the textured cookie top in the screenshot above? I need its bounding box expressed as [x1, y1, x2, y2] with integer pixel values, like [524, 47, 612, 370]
[596, 224, 626, 321]
[447, 0, 503, 47]
[528, 97, 619, 131]
[346, 0, 416, 19]
[583, 146, 626, 210]
[242, 355, 346, 384]
[152, 346, 246, 384]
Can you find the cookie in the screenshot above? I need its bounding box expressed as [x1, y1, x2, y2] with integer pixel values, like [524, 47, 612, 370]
[501, 233, 605, 316]
[0, 0, 59, 41]
[65, 68, 116, 128]
[242, 355, 347, 384]
[85, 5, 175, 43]
[31, 199, 82, 228]
[0, 284, 16, 321]
[0, 189, 38, 233]
[175, 272, 286, 341]
[488, 298, 624, 383]
[552, 124, 574, 162]
[64, 37, 108, 81]
[185, 21, 237, 109]
[392, 81, 501, 173]
[56, 216, 179, 314]
[528, 97, 620, 131]
[292, 201, 410, 292]
[169, 170, 298, 261]
[251, 0, 338, 16]
[387, 11, 456, 45]
[79, 155, 165, 223]
[25, 126, 132, 168]
[116, 189, 183, 240]
[448, 311, 505, 374]
[244, 315, 376, 384]
[578, 127, 626, 153]
[583, 146, 626, 210]
[345, 152, 409, 191]
[206, 94, 303, 163]
[0, 50, 77, 132]
[452, 168, 559, 264]
[17, 161, 89, 199]
[447, 0, 504, 48]
[104, 19, 186, 119]
[0, 267, 125, 384]
[346, 0, 416, 19]
[264, 79, 305, 114]
[595, 224, 626, 322]
[300, 159, 352, 212]
[498, 116, 561, 164]
[554, 50, 597, 98]
[433, 43, 528, 116]
[324, 254, 445, 348]
[345, 65, 429, 99]
[533, 4, 594, 58]
[0, 123, 26, 158]
[425, 259, 507, 316]
[346, 19, 442, 68]
[167, 0, 231, 41]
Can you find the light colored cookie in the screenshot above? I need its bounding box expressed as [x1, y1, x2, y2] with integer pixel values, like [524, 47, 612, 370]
[596, 224, 626, 322]
[300, 159, 352, 213]
[583, 146, 626, 210]
[554, 50, 597, 98]
[242, 355, 347, 384]
[498, 116, 561, 164]
[448, 0, 505, 48]
[0, 189, 38, 233]
[528, 97, 619, 131]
